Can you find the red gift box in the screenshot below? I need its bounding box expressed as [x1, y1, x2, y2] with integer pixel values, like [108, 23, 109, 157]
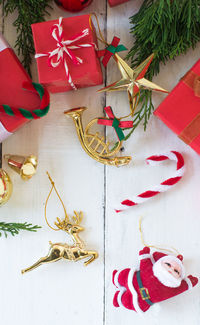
[32, 15, 103, 93]
[0, 34, 42, 143]
[108, 0, 130, 7]
[154, 59, 200, 154]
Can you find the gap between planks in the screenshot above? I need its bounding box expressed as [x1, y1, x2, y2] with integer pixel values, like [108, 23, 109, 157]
[103, 2, 108, 324]
[0, 3, 108, 323]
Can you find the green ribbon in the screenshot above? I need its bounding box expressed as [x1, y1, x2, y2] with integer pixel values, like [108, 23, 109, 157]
[112, 118, 125, 141]
[106, 44, 127, 54]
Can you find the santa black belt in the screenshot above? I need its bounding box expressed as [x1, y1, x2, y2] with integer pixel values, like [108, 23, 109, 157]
[136, 271, 154, 306]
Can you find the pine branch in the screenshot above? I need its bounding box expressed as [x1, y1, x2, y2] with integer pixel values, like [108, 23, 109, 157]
[0, 0, 53, 76]
[127, 0, 200, 133]
[0, 222, 41, 237]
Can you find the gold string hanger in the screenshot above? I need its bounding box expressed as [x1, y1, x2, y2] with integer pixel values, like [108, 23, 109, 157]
[139, 216, 180, 256]
[119, 89, 141, 120]
[89, 13, 108, 46]
[44, 172, 68, 231]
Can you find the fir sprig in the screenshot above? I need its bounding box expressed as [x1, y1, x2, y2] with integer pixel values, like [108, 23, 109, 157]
[0, 0, 53, 75]
[0, 222, 41, 237]
[127, 0, 200, 132]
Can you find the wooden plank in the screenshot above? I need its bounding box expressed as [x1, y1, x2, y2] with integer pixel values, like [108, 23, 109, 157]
[105, 0, 200, 324]
[0, 3, 3, 166]
[0, 2, 107, 325]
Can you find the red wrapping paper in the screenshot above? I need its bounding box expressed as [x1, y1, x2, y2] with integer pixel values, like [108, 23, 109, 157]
[0, 34, 41, 143]
[154, 59, 200, 154]
[32, 15, 103, 93]
[108, 0, 130, 7]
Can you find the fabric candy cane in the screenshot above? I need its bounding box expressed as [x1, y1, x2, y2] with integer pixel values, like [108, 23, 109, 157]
[0, 82, 50, 119]
[35, 17, 96, 90]
[115, 151, 185, 213]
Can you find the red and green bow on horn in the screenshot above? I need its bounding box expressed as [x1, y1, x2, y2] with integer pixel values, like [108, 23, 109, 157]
[98, 106, 133, 141]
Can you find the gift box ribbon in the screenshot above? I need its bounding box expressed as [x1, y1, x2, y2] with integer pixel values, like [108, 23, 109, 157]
[182, 70, 200, 97]
[35, 17, 96, 90]
[98, 36, 127, 67]
[98, 106, 133, 141]
[179, 70, 200, 144]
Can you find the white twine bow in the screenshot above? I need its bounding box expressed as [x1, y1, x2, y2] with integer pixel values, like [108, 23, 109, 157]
[35, 17, 96, 90]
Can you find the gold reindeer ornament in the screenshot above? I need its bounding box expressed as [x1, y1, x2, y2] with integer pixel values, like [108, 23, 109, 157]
[21, 173, 98, 274]
[64, 107, 132, 167]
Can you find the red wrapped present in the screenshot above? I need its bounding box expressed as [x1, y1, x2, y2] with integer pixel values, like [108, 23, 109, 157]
[32, 15, 103, 93]
[154, 59, 200, 154]
[108, 0, 130, 7]
[0, 34, 50, 143]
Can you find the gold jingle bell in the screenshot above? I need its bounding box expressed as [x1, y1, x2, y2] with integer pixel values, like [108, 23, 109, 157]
[0, 169, 12, 206]
[4, 154, 38, 180]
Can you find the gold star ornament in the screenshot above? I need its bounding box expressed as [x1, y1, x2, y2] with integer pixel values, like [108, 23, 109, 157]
[98, 54, 168, 115]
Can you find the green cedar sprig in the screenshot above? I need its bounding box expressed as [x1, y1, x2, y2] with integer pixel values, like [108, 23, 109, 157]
[0, 0, 53, 76]
[126, 0, 200, 132]
[0, 222, 41, 237]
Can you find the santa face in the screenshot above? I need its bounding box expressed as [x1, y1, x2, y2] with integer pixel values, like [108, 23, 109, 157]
[161, 259, 182, 279]
[153, 256, 185, 288]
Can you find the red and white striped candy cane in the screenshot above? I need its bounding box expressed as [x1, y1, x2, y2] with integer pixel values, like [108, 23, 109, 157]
[115, 151, 185, 213]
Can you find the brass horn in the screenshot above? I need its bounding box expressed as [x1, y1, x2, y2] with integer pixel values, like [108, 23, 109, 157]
[64, 107, 131, 167]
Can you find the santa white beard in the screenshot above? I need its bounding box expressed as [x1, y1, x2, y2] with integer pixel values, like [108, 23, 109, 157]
[153, 256, 185, 288]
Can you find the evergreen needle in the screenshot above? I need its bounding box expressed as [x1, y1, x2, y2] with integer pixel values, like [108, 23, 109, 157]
[0, 222, 41, 238]
[126, 0, 200, 134]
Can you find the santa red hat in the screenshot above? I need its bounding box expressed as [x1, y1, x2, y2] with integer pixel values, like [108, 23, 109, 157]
[153, 251, 183, 262]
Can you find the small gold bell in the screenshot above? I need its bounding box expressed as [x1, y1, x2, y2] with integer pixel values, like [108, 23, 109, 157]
[0, 169, 12, 206]
[4, 154, 38, 180]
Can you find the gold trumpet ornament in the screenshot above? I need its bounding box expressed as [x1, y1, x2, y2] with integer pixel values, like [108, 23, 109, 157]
[64, 106, 132, 167]
[21, 173, 98, 274]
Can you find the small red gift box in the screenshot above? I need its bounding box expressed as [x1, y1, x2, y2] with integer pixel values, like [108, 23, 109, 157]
[0, 34, 42, 143]
[154, 59, 200, 154]
[108, 0, 130, 7]
[32, 15, 103, 93]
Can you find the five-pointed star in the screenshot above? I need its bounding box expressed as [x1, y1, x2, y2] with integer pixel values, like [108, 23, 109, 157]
[98, 53, 168, 115]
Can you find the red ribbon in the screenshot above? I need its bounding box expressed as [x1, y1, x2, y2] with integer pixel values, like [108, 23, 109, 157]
[98, 36, 127, 67]
[35, 17, 95, 90]
[98, 106, 133, 141]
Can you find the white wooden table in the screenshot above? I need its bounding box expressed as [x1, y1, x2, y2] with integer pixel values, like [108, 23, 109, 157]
[1, 1, 200, 324]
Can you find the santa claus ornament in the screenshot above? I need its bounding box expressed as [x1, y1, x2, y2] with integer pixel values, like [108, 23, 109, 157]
[113, 247, 198, 313]
[54, 0, 93, 12]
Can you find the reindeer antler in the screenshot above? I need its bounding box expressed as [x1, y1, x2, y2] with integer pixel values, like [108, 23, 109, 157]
[72, 211, 83, 225]
[55, 214, 69, 230]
